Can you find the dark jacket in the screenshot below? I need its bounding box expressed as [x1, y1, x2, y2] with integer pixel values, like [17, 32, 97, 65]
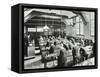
[58, 47, 67, 67]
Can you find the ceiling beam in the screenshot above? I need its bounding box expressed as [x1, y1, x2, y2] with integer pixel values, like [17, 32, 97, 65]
[72, 11, 87, 25]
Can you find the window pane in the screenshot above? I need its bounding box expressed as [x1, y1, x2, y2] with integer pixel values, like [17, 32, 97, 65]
[67, 19, 71, 25]
[91, 12, 94, 20]
[80, 22, 84, 35]
[76, 16, 79, 22]
[79, 17, 82, 22]
[28, 28, 36, 32]
[37, 27, 43, 32]
[75, 23, 79, 34]
[91, 20, 94, 36]
[70, 19, 73, 25]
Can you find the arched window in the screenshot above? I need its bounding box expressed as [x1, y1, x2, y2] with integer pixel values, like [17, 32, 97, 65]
[75, 16, 84, 35]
